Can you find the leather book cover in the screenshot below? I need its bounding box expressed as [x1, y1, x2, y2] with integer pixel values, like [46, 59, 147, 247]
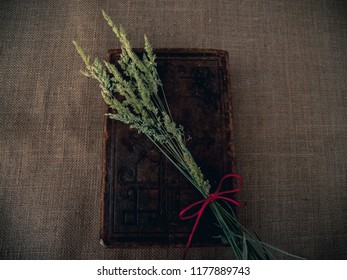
[101, 49, 235, 248]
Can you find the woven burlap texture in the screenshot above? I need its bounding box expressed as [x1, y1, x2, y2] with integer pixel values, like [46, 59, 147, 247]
[0, 0, 346, 259]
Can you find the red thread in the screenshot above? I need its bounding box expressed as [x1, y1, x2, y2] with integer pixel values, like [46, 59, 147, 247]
[179, 173, 243, 258]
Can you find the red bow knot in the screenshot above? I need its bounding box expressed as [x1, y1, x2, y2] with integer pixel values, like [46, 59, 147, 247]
[179, 173, 243, 258]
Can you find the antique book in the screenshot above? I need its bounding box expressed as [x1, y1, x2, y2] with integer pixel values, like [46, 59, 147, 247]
[101, 49, 236, 248]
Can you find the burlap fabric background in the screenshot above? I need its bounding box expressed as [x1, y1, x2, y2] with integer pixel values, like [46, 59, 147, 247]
[1, 0, 346, 260]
